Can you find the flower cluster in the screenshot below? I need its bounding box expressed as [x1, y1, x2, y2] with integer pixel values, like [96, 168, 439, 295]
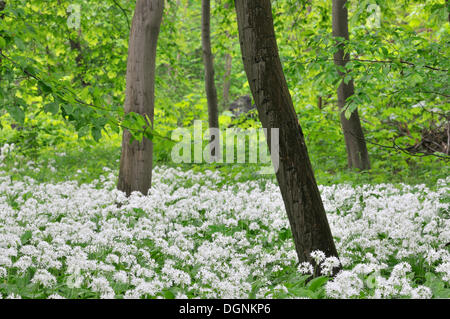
[0, 147, 448, 299]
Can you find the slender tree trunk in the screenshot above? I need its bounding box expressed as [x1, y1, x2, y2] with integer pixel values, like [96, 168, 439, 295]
[0, 1, 5, 82]
[63, 1, 87, 86]
[447, 0, 450, 23]
[201, 0, 220, 160]
[117, 0, 164, 196]
[332, 0, 370, 170]
[235, 0, 339, 273]
[0, 1, 4, 22]
[221, 0, 232, 110]
[69, 28, 88, 87]
[222, 52, 232, 109]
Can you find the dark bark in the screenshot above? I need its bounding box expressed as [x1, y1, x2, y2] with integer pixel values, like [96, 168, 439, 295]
[201, 0, 220, 160]
[447, 0, 450, 23]
[63, 1, 87, 86]
[117, 0, 164, 196]
[0, 1, 5, 83]
[234, 0, 339, 272]
[69, 29, 88, 87]
[0, 1, 4, 20]
[318, 94, 333, 110]
[222, 2, 232, 109]
[332, 0, 371, 170]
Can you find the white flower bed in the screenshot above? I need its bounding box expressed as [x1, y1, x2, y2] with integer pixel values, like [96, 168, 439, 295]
[0, 145, 449, 299]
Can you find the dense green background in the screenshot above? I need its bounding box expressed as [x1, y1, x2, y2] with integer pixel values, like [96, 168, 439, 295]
[0, 0, 448, 185]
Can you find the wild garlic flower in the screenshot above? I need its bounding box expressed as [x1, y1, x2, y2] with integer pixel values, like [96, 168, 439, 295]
[320, 256, 341, 276]
[326, 271, 364, 299]
[310, 250, 326, 265]
[31, 269, 57, 288]
[297, 262, 313, 275]
[0, 158, 448, 299]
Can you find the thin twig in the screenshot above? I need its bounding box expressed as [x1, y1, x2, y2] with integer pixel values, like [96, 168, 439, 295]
[111, 0, 130, 30]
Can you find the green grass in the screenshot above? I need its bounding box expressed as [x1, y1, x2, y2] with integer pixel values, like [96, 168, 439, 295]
[1, 110, 447, 188]
[1, 134, 447, 190]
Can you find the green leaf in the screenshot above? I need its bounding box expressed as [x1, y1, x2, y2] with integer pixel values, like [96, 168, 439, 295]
[38, 80, 52, 95]
[63, 104, 74, 115]
[14, 37, 26, 51]
[6, 105, 25, 124]
[143, 129, 154, 141]
[21, 230, 33, 245]
[80, 87, 90, 100]
[77, 126, 90, 138]
[344, 108, 353, 120]
[0, 36, 6, 49]
[307, 276, 329, 292]
[24, 65, 37, 77]
[129, 133, 137, 145]
[44, 102, 59, 115]
[344, 75, 352, 85]
[162, 289, 175, 299]
[91, 126, 102, 141]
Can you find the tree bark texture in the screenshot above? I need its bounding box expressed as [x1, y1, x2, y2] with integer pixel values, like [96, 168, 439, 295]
[0, 1, 5, 83]
[201, 0, 220, 159]
[332, 0, 371, 170]
[222, 52, 232, 109]
[234, 0, 339, 270]
[69, 28, 88, 87]
[117, 0, 164, 196]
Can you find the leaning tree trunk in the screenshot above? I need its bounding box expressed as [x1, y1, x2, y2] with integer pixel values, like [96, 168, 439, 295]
[332, 0, 370, 170]
[235, 0, 339, 272]
[201, 0, 220, 160]
[117, 0, 164, 196]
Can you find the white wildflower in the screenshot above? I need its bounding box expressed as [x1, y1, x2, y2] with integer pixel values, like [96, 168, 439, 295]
[310, 250, 326, 265]
[326, 270, 364, 298]
[31, 269, 57, 288]
[297, 262, 313, 275]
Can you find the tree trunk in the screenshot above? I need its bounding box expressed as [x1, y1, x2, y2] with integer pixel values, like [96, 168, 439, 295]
[222, 52, 232, 109]
[201, 0, 220, 160]
[69, 28, 88, 87]
[0, 1, 5, 82]
[117, 0, 164, 196]
[222, 2, 233, 110]
[332, 0, 371, 170]
[447, 0, 449, 23]
[234, 0, 339, 272]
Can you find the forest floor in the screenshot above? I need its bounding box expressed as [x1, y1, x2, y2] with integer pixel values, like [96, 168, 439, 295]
[0, 142, 449, 299]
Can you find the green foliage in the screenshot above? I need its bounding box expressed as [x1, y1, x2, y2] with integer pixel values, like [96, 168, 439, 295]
[0, 1, 448, 301]
[424, 272, 450, 298]
[0, 0, 448, 185]
[274, 0, 449, 160]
